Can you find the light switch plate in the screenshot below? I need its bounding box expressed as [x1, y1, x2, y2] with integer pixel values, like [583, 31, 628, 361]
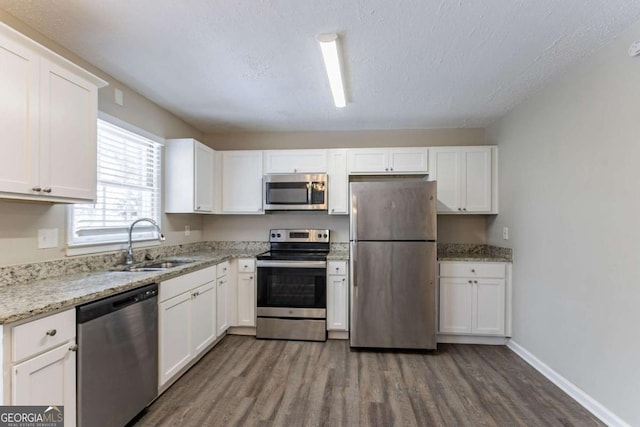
[38, 228, 59, 249]
[114, 88, 124, 106]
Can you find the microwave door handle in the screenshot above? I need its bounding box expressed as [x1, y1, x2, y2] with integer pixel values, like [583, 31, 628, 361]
[307, 182, 312, 204]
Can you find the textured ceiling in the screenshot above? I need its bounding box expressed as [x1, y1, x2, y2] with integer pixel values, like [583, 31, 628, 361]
[1, 0, 640, 133]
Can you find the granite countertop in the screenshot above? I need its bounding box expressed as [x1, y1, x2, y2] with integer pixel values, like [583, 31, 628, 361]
[327, 250, 349, 260]
[437, 243, 512, 263]
[0, 248, 264, 324]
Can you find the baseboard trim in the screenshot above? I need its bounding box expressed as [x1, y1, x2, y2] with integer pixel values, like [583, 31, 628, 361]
[437, 334, 508, 345]
[328, 330, 349, 340]
[507, 340, 629, 427]
[227, 326, 256, 336]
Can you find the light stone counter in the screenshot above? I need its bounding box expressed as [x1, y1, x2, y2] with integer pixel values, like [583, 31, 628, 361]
[0, 243, 268, 324]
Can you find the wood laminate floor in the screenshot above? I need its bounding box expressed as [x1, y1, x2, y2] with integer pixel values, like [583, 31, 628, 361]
[134, 336, 603, 427]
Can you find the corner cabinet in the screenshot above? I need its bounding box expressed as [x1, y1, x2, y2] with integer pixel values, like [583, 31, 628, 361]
[165, 139, 215, 213]
[0, 22, 107, 203]
[216, 261, 231, 335]
[348, 148, 429, 174]
[220, 151, 264, 214]
[428, 146, 497, 214]
[438, 262, 511, 343]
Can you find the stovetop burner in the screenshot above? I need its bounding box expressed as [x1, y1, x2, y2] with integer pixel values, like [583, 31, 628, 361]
[258, 228, 330, 261]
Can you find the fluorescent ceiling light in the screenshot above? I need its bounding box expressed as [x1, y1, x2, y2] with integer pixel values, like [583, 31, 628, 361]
[317, 33, 347, 108]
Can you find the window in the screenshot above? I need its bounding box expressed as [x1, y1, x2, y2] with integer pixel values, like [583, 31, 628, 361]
[68, 119, 162, 248]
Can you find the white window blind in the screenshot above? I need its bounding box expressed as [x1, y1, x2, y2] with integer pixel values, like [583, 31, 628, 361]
[69, 119, 162, 247]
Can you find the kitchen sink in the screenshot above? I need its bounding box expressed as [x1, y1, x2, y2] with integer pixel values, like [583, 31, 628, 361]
[114, 259, 197, 272]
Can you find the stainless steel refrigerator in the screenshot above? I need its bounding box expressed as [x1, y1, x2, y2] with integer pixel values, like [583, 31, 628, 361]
[350, 180, 437, 350]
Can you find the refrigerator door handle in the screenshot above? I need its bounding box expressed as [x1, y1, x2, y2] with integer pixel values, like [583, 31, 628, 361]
[351, 243, 358, 287]
[351, 193, 357, 241]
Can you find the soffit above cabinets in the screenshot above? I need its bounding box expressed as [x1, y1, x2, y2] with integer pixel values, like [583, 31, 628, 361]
[1, 0, 639, 132]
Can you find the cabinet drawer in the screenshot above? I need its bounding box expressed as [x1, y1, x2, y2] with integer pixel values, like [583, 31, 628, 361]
[439, 262, 505, 278]
[12, 309, 75, 362]
[328, 261, 347, 276]
[217, 261, 230, 278]
[237, 258, 255, 273]
[160, 265, 216, 302]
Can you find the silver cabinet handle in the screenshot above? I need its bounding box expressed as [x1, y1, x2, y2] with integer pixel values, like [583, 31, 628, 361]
[458, 208, 462, 211]
[336, 267, 340, 271]
[390, 167, 394, 171]
[32, 186, 42, 192]
[331, 208, 335, 213]
[468, 280, 472, 284]
[471, 269, 475, 273]
[243, 265, 248, 269]
[249, 276, 253, 280]
[197, 206, 201, 210]
[43, 187, 52, 193]
[69, 344, 78, 352]
[474, 280, 478, 284]
[46, 329, 57, 336]
[385, 167, 389, 171]
[342, 278, 346, 282]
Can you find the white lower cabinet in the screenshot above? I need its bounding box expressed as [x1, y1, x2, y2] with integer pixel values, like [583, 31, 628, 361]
[7, 309, 76, 426]
[438, 262, 508, 338]
[236, 260, 256, 327]
[215, 261, 231, 336]
[216, 275, 229, 335]
[158, 266, 217, 388]
[327, 261, 349, 331]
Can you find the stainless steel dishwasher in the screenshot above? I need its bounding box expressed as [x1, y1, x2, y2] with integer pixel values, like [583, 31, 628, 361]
[77, 283, 158, 427]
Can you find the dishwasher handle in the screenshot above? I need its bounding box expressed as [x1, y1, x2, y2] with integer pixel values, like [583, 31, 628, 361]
[77, 283, 158, 324]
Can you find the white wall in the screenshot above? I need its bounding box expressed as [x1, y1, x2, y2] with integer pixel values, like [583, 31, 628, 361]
[487, 19, 640, 425]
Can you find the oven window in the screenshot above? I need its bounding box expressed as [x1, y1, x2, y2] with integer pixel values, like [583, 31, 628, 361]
[266, 182, 309, 205]
[257, 267, 326, 308]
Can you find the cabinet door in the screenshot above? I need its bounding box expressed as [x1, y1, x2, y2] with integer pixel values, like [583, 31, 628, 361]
[439, 278, 473, 334]
[328, 149, 348, 215]
[159, 292, 192, 387]
[389, 148, 429, 173]
[194, 143, 214, 212]
[463, 148, 492, 213]
[191, 281, 217, 355]
[264, 150, 327, 173]
[12, 342, 76, 427]
[348, 149, 388, 173]
[216, 276, 229, 336]
[237, 273, 256, 327]
[429, 148, 462, 212]
[39, 59, 98, 201]
[327, 275, 348, 331]
[0, 33, 39, 195]
[221, 151, 264, 214]
[473, 278, 505, 335]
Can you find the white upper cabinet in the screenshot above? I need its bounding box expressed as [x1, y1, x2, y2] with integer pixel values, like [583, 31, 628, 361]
[429, 146, 496, 214]
[263, 150, 327, 173]
[348, 148, 429, 174]
[221, 151, 264, 214]
[165, 138, 215, 213]
[0, 22, 106, 203]
[327, 149, 348, 215]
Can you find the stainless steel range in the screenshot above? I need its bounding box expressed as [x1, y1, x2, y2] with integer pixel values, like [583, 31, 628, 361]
[256, 229, 329, 341]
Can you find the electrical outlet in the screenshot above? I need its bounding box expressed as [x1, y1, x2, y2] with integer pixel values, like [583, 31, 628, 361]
[38, 228, 59, 249]
[502, 226, 509, 240]
[185, 225, 191, 236]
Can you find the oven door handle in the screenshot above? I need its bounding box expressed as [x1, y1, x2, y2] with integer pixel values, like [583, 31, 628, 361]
[257, 260, 327, 269]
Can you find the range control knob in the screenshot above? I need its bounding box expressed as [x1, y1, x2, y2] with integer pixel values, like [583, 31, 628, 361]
[277, 233, 281, 238]
[323, 234, 328, 238]
[317, 233, 322, 238]
[271, 233, 276, 238]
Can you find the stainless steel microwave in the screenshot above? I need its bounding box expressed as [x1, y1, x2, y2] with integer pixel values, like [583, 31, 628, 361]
[263, 174, 328, 211]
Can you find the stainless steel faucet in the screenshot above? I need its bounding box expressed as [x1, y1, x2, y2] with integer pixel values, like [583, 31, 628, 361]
[125, 218, 165, 265]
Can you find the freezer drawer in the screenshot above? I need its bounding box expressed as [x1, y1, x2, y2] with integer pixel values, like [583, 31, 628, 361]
[350, 241, 437, 349]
